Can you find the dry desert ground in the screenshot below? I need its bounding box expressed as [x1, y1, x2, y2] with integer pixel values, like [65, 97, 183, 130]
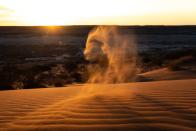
[0, 78, 196, 131]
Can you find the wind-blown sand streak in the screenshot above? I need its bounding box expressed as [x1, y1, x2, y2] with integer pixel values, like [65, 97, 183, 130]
[0, 79, 196, 131]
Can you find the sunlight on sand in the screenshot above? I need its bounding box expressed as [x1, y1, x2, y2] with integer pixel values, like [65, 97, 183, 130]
[0, 79, 195, 130]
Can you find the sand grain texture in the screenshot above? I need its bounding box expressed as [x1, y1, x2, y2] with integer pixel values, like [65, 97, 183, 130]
[0, 79, 196, 131]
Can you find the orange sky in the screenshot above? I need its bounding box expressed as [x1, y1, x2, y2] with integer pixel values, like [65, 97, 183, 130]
[0, 0, 196, 26]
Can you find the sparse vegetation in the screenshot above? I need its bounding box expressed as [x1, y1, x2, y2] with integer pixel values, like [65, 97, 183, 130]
[0, 62, 85, 90]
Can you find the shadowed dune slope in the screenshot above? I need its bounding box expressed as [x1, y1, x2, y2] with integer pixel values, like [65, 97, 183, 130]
[0, 79, 196, 131]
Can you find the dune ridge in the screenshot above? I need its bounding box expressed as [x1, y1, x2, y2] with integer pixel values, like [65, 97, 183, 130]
[0, 79, 196, 130]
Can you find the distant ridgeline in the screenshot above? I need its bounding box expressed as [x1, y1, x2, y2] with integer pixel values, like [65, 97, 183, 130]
[0, 26, 196, 36]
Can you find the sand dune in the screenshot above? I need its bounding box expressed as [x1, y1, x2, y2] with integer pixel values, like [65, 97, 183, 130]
[139, 68, 196, 81]
[0, 79, 196, 131]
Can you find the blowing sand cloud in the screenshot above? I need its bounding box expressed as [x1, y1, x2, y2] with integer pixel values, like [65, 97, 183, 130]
[84, 26, 137, 83]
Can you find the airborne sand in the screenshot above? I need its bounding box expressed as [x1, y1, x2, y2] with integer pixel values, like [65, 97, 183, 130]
[0, 78, 196, 131]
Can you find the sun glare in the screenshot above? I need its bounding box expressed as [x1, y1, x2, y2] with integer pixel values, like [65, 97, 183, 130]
[0, 0, 196, 25]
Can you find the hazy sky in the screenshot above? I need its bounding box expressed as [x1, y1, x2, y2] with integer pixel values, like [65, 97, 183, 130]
[0, 0, 196, 26]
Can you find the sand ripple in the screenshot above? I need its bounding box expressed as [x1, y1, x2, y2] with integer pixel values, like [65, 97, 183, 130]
[0, 79, 196, 131]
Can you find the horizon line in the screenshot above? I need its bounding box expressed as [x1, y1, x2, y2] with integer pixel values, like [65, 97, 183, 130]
[0, 25, 196, 27]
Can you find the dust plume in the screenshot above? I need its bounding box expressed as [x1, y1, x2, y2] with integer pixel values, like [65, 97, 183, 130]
[84, 26, 138, 83]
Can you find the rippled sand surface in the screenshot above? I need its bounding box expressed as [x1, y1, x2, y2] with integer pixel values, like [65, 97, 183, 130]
[0, 79, 196, 131]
